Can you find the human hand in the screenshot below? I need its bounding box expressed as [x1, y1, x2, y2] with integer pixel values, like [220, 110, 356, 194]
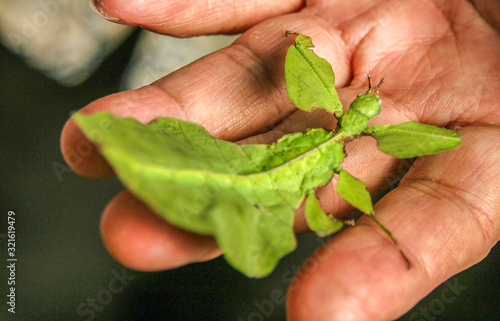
[63, 0, 500, 319]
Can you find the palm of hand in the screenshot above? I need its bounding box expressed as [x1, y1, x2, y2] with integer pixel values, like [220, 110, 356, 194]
[62, 0, 500, 320]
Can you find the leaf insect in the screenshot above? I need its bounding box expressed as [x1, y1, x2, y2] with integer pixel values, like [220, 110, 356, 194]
[72, 33, 461, 277]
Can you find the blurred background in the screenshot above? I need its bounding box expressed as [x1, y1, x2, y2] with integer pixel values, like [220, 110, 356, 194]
[0, 1, 499, 320]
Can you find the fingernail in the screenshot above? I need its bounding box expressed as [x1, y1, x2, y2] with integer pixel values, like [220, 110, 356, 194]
[89, 0, 124, 23]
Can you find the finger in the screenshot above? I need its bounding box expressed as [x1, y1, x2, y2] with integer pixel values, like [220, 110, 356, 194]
[61, 86, 188, 177]
[287, 125, 500, 320]
[101, 190, 220, 271]
[90, 0, 304, 36]
[61, 12, 353, 178]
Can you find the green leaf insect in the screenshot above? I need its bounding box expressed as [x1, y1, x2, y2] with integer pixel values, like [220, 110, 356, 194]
[73, 32, 461, 277]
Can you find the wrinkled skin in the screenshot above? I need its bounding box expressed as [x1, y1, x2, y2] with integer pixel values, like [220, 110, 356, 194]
[62, 0, 500, 320]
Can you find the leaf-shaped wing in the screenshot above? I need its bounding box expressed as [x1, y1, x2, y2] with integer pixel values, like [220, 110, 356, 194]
[305, 191, 344, 237]
[335, 170, 374, 214]
[364, 122, 461, 158]
[285, 34, 343, 116]
[74, 112, 346, 277]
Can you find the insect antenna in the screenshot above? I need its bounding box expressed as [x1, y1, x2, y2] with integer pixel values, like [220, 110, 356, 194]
[374, 77, 385, 95]
[367, 74, 373, 93]
[367, 74, 385, 95]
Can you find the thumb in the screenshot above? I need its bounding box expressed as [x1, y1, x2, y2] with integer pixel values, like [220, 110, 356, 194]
[90, 0, 303, 36]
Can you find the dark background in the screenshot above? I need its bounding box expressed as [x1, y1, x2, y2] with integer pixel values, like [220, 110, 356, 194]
[1, 32, 499, 321]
